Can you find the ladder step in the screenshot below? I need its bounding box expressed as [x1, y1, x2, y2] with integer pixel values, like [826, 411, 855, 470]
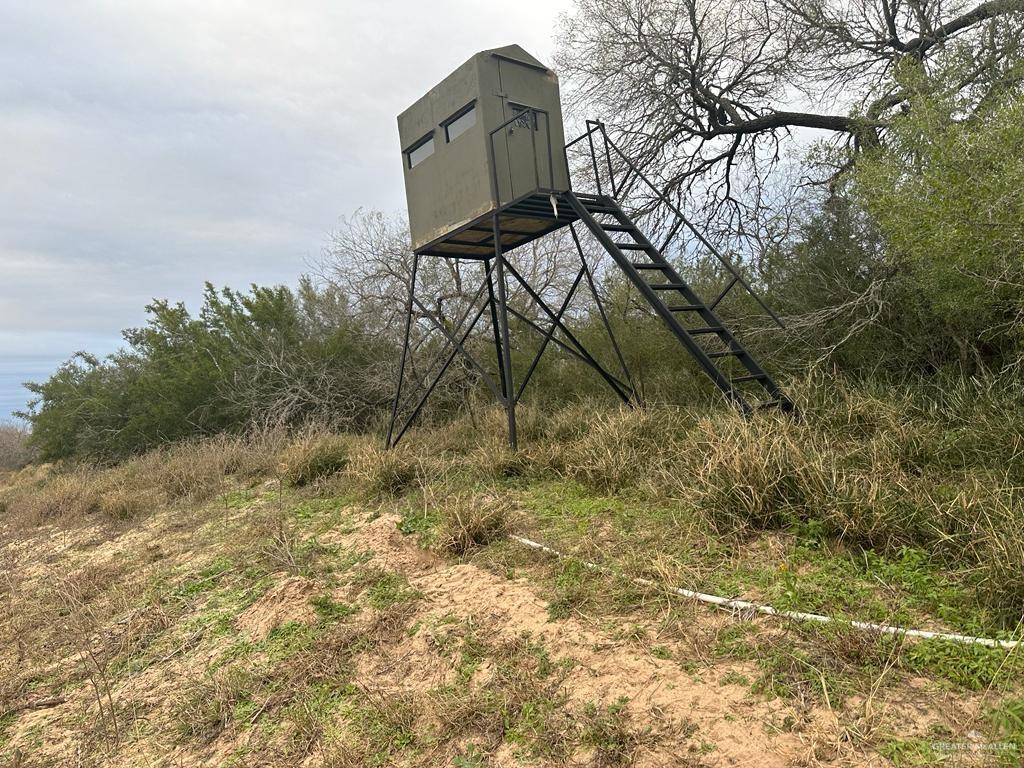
[707, 349, 744, 358]
[632, 262, 667, 270]
[650, 283, 688, 290]
[667, 304, 705, 312]
[690, 327, 726, 335]
[601, 223, 636, 233]
[615, 242, 648, 250]
[732, 374, 768, 384]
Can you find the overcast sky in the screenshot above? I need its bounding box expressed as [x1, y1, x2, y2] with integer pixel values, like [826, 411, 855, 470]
[0, 0, 574, 420]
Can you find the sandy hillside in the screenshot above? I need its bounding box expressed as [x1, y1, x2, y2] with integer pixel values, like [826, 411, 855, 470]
[3, 457, 1011, 768]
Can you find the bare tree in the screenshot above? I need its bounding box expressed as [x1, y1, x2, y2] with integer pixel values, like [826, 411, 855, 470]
[216, 284, 389, 432]
[318, 209, 582, 333]
[0, 421, 32, 471]
[316, 210, 589, 423]
[557, 0, 1024, 234]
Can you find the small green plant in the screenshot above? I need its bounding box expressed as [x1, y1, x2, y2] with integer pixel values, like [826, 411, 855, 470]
[988, 696, 1024, 752]
[877, 737, 941, 766]
[397, 506, 438, 538]
[330, 687, 420, 765]
[719, 670, 751, 688]
[452, 744, 486, 767]
[173, 555, 234, 601]
[262, 621, 320, 662]
[359, 570, 422, 609]
[0, 711, 17, 750]
[311, 594, 358, 623]
[578, 698, 645, 767]
[904, 639, 1021, 691]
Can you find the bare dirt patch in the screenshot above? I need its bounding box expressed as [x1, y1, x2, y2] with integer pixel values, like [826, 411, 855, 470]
[235, 575, 318, 641]
[342, 514, 820, 766]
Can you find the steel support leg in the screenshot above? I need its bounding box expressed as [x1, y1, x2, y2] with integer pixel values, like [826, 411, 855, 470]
[491, 213, 517, 449]
[386, 253, 419, 448]
[484, 258, 508, 402]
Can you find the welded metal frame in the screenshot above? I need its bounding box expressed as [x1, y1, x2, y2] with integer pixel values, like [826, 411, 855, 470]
[387, 106, 638, 449]
[385, 206, 636, 448]
[387, 112, 793, 449]
[385, 219, 636, 448]
[566, 120, 786, 326]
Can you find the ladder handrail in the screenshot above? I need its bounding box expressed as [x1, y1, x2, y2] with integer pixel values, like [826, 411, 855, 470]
[567, 120, 785, 329]
[565, 191, 793, 414]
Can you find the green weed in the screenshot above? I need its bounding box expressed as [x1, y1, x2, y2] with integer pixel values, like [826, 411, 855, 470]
[905, 639, 1023, 690]
[358, 570, 422, 609]
[311, 594, 358, 623]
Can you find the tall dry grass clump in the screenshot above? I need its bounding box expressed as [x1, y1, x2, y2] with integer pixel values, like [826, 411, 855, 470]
[551, 406, 684, 492]
[431, 491, 513, 555]
[347, 441, 422, 498]
[280, 430, 350, 487]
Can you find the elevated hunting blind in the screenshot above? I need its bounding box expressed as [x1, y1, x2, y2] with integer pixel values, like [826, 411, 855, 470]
[398, 44, 571, 256]
[388, 44, 793, 449]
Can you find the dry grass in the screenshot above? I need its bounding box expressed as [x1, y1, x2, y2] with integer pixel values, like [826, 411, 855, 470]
[2, 373, 1022, 620]
[281, 431, 350, 487]
[0, 430, 288, 530]
[346, 442, 421, 498]
[171, 665, 254, 744]
[432, 492, 513, 556]
[2, 375, 1022, 767]
[388, 373, 1024, 622]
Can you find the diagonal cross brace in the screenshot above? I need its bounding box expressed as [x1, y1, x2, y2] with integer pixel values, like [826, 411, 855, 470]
[515, 266, 586, 401]
[503, 260, 633, 403]
[411, 295, 503, 402]
[390, 294, 492, 447]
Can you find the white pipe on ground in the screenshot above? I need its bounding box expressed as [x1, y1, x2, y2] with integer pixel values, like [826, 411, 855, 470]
[508, 534, 1021, 651]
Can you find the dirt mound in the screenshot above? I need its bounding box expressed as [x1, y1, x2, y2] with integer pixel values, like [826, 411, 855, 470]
[344, 514, 811, 767]
[234, 575, 318, 640]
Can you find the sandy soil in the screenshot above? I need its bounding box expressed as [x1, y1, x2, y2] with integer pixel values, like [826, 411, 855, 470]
[0, 494, 988, 767]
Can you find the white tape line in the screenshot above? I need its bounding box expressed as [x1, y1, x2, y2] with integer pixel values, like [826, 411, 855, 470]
[508, 534, 1021, 651]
